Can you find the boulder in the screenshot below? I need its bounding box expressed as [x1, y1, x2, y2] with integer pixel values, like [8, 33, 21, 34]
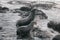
[0, 7, 9, 13]
[20, 7, 31, 11]
[47, 21, 60, 33]
[52, 35, 60, 40]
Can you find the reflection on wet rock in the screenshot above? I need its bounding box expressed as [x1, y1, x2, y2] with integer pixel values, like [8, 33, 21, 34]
[39, 12, 48, 19]
[34, 9, 48, 19]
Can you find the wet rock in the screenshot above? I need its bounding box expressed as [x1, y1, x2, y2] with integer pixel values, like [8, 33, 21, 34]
[17, 28, 30, 39]
[0, 38, 3, 40]
[0, 6, 3, 10]
[32, 27, 51, 39]
[35, 9, 48, 19]
[52, 35, 60, 40]
[14, 7, 31, 13]
[17, 27, 30, 39]
[0, 6, 4, 13]
[2, 7, 9, 11]
[0, 27, 2, 30]
[47, 21, 60, 33]
[39, 12, 48, 19]
[20, 7, 31, 11]
[7, 1, 14, 4]
[16, 22, 34, 39]
[13, 7, 31, 17]
[0, 7, 9, 13]
[14, 7, 48, 19]
[16, 9, 35, 27]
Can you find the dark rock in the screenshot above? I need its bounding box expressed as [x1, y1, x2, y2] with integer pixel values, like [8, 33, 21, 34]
[2, 7, 9, 11]
[47, 21, 60, 33]
[20, 7, 31, 11]
[0, 6, 3, 10]
[0, 27, 2, 30]
[13, 7, 31, 17]
[16, 9, 35, 27]
[0, 10, 5, 13]
[0, 6, 4, 13]
[14, 6, 31, 13]
[17, 27, 30, 39]
[35, 9, 48, 19]
[0, 7, 9, 13]
[16, 22, 34, 39]
[39, 13, 48, 19]
[7, 1, 13, 4]
[52, 35, 60, 40]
